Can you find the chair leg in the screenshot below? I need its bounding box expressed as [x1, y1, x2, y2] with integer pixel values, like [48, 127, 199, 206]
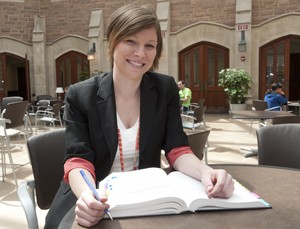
[204, 146, 208, 164]
[4, 137, 18, 186]
[1, 140, 5, 182]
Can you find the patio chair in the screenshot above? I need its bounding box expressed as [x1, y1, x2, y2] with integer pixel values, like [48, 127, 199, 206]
[0, 117, 22, 186]
[17, 129, 67, 229]
[185, 129, 210, 164]
[35, 103, 63, 134]
[250, 100, 282, 133]
[256, 124, 300, 169]
[1, 96, 23, 112]
[181, 106, 207, 130]
[0, 100, 31, 138]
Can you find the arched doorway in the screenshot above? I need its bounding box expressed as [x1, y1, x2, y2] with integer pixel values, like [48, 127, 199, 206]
[179, 42, 229, 113]
[56, 51, 89, 99]
[260, 35, 300, 101]
[0, 53, 30, 102]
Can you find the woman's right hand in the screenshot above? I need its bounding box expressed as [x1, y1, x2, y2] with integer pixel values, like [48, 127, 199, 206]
[75, 190, 110, 227]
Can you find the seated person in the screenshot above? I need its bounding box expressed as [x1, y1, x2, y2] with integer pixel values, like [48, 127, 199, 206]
[264, 82, 288, 111]
[178, 80, 192, 113]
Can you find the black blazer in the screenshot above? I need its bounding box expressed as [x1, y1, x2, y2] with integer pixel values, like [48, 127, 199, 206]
[45, 71, 189, 228]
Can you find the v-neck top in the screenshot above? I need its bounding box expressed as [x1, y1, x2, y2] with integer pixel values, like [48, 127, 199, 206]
[110, 113, 140, 173]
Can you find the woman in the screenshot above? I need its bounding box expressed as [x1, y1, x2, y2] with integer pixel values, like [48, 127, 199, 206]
[45, 4, 234, 228]
[264, 82, 288, 110]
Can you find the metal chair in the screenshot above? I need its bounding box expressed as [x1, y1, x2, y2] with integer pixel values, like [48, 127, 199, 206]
[0, 118, 22, 186]
[181, 106, 207, 130]
[250, 100, 282, 133]
[185, 129, 210, 164]
[1, 96, 23, 112]
[35, 103, 63, 134]
[18, 129, 66, 229]
[256, 124, 300, 169]
[1, 101, 30, 138]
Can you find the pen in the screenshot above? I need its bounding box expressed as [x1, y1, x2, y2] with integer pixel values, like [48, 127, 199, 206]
[79, 170, 113, 220]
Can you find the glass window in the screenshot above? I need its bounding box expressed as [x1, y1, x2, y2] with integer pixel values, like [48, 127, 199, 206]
[184, 54, 191, 87]
[208, 48, 214, 86]
[266, 48, 274, 84]
[276, 44, 285, 83]
[193, 49, 200, 85]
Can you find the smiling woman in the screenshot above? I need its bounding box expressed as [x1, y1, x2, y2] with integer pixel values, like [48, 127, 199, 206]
[45, 4, 234, 229]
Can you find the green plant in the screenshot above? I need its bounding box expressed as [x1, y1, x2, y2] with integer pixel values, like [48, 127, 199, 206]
[218, 68, 252, 104]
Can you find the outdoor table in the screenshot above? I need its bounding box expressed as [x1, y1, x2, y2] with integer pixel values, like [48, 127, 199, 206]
[59, 164, 300, 229]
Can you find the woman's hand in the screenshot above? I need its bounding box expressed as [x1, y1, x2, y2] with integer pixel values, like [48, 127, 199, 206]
[201, 169, 234, 199]
[75, 190, 110, 227]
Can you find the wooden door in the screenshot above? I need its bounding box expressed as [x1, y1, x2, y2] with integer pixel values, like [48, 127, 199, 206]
[179, 42, 229, 113]
[260, 36, 300, 101]
[56, 51, 89, 99]
[260, 38, 290, 99]
[203, 45, 229, 113]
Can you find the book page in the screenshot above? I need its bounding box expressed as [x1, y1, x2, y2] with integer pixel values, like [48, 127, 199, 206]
[168, 171, 269, 211]
[99, 168, 188, 217]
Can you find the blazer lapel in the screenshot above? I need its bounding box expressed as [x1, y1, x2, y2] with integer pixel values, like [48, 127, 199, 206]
[139, 73, 158, 155]
[96, 72, 118, 159]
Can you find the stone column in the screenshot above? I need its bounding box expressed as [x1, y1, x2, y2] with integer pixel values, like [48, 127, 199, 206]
[32, 15, 47, 95]
[236, 0, 253, 108]
[156, 0, 170, 75]
[88, 9, 103, 73]
[235, 0, 252, 73]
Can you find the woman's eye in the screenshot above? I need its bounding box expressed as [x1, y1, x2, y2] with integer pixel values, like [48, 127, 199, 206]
[145, 44, 156, 49]
[126, 40, 135, 45]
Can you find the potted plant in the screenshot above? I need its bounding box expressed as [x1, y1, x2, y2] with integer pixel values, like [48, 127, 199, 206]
[218, 68, 252, 111]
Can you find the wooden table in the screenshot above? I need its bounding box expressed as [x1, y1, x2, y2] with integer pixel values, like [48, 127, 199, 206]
[59, 165, 300, 229]
[231, 110, 295, 119]
[288, 101, 300, 115]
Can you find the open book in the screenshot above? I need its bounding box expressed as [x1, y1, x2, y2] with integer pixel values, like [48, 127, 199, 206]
[99, 167, 271, 218]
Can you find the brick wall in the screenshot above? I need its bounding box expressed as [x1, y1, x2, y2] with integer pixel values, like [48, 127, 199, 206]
[1, 0, 300, 44]
[0, 0, 38, 43]
[42, 0, 156, 43]
[170, 0, 236, 32]
[252, 0, 300, 25]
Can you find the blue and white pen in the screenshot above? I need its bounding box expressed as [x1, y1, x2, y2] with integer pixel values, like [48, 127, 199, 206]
[80, 170, 113, 220]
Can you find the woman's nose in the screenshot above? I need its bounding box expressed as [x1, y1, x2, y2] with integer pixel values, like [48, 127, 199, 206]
[134, 46, 145, 58]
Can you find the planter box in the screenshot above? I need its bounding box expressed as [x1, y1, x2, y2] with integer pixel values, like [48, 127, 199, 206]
[229, 103, 247, 112]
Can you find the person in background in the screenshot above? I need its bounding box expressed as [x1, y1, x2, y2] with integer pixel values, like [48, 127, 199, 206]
[264, 82, 288, 111]
[178, 80, 192, 113]
[44, 4, 234, 228]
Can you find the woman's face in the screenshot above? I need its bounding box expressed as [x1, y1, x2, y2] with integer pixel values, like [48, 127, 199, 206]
[113, 27, 158, 81]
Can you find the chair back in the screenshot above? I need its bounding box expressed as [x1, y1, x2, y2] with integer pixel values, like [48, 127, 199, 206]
[2, 100, 29, 129]
[271, 115, 300, 125]
[36, 95, 53, 102]
[257, 124, 300, 169]
[186, 129, 210, 160]
[194, 106, 206, 123]
[52, 102, 63, 118]
[1, 96, 23, 111]
[27, 128, 66, 209]
[252, 100, 268, 111]
[198, 98, 205, 107]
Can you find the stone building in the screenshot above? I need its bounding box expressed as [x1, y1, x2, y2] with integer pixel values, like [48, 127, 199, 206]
[1, 0, 300, 112]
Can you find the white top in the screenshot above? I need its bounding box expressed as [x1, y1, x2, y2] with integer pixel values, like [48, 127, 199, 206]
[110, 113, 140, 173]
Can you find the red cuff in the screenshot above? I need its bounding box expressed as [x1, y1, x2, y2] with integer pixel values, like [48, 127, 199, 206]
[166, 146, 193, 169]
[64, 157, 96, 183]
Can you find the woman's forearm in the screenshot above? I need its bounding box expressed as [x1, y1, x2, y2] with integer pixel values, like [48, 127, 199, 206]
[172, 154, 213, 181]
[68, 168, 95, 198]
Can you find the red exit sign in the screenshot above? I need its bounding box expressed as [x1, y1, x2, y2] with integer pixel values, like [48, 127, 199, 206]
[236, 24, 250, 31]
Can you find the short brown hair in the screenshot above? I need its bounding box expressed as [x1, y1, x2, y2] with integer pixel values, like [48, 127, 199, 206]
[107, 4, 163, 70]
